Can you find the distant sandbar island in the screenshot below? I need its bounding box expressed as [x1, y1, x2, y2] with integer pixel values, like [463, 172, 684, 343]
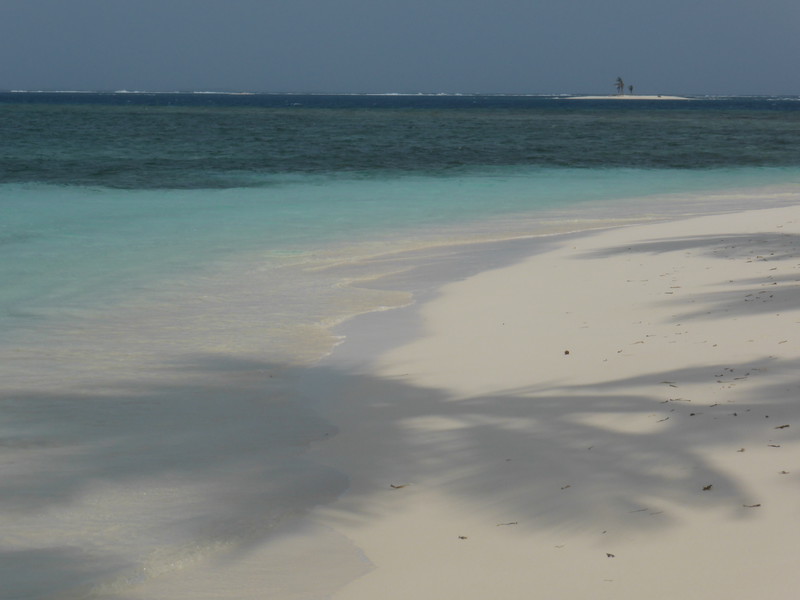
[564, 94, 691, 100]
[565, 78, 691, 100]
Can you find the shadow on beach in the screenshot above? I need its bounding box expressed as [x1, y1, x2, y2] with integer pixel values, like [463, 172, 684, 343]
[303, 357, 799, 530]
[581, 231, 800, 319]
[4, 348, 798, 596]
[3, 224, 800, 596]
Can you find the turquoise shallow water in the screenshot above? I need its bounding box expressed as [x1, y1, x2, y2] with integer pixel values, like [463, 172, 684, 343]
[3, 166, 799, 343]
[1, 93, 800, 597]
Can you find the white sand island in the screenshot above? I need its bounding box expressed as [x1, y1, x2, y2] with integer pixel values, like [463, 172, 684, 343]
[565, 94, 692, 100]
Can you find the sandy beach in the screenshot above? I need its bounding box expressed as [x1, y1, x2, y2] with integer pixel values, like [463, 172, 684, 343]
[301, 204, 800, 599]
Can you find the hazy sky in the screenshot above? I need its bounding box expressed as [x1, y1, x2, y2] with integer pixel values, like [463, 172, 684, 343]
[1, 0, 798, 95]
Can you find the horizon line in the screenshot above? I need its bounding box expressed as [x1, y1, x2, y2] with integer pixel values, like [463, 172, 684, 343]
[3, 89, 799, 98]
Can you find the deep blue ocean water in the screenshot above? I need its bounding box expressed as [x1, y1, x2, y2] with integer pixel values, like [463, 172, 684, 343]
[1, 92, 800, 597]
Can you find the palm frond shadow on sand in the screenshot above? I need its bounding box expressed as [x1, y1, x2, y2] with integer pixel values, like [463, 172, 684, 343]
[579, 231, 800, 320]
[307, 356, 798, 534]
[2, 349, 797, 594]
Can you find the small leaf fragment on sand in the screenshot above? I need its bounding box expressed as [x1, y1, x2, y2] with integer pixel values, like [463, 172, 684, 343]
[743, 504, 762, 508]
[606, 553, 616, 558]
[774, 424, 790, 429]
[703, 484, 713, 491]
[390, 484, 408, 489]
[458, 535, 468, 540]
[496, 521, 518, 526]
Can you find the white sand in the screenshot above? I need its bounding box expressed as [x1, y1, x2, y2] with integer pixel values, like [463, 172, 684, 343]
[305, 205, 800, 599]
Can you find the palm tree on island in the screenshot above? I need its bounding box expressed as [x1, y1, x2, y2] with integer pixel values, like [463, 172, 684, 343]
[615, 77, 625, 95]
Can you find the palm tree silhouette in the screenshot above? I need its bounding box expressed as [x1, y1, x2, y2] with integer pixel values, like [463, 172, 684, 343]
[615, 77, 625, 95]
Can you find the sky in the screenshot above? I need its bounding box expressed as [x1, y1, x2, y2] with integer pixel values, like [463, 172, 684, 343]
[1, 0, 798, 95]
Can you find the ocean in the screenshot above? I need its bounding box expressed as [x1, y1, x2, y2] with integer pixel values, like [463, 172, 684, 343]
[2, 92, 799, 598]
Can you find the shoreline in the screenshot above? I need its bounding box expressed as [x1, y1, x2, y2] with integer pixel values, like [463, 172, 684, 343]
[4, 188, 799, 598]
[301, 202, 800, 599]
